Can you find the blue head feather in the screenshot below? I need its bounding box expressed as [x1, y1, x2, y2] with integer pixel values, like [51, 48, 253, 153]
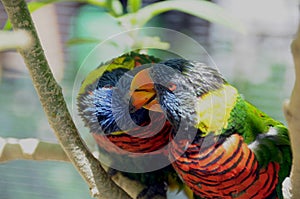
[92, 88, 150, 134]
[78, 66, 151, 135]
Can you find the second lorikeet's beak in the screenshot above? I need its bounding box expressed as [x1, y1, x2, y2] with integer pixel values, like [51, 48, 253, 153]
[130, 68, 163, 112]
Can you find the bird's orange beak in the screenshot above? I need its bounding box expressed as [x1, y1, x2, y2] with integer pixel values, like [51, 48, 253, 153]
[130, 68, 162, 112]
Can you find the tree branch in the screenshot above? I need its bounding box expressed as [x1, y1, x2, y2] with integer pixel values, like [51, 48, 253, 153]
[0, 136, 151, 198]
[0, 30, 31, 51]
[0, 1, 131, 198]
[0, 137, 69, 163]
[283, 18, 300, 199]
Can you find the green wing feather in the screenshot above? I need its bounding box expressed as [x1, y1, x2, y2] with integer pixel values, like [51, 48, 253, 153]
[229, 96, 291, 168]
[225, 92, 292, 199]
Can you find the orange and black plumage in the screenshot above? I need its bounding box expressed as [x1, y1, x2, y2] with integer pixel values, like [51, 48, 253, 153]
[77, 52, 185, 198]
[130, 58, 292, 199]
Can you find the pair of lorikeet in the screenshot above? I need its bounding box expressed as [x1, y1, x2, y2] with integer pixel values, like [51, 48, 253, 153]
[77, 52, 292, 199]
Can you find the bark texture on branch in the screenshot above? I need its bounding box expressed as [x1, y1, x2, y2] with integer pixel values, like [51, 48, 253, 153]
[0, 1, 131, 198]
[283, 21, 300, 199]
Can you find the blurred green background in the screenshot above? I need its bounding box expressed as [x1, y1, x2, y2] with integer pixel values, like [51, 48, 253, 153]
[0, 0, 298, 198]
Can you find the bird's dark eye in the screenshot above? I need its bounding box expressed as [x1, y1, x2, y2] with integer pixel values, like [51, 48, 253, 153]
[167, 83, 177, 91]
[103, 84, 112, 88]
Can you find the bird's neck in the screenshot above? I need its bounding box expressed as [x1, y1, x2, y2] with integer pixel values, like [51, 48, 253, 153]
[194, 84, 239, 136]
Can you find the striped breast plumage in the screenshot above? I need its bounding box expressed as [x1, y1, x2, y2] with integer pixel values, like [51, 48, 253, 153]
[170, 133, 279, 199]
[92, 113, 172, 155]
[128, 58, 291, 199]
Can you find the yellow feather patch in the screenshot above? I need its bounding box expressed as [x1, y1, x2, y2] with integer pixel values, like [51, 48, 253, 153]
[110, 130, 129, 135]
[195, 84, 238, 136]
[79, 56, 135, 94]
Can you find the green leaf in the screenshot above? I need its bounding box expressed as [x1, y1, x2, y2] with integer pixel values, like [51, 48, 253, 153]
[111, 0, 123, 16]
[127, 0, 141, 13]
[3, 0, 58, 30]
[27, 0, 58, 11]
[105, 0, 123, 16]
[28, 0, 107, 10]
[2, 0, 107, 30]
[85, 0, 106, 7]
[132, 36, 170, 50]
[3, 20, 12, 30]
[66, 37, 100, 46]
[119, 0, 246, 33]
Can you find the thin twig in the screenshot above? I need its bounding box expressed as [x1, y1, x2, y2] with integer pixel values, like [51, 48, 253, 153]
[0, 136, 154, 198]
[0, 0, 131, 198]
[0, 137, 69, 163]
[0, 30, 31, 51]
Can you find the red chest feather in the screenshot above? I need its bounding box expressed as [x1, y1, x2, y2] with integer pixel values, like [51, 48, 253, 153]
[170, 134, 279, 199]
[93, 115, 172, 156]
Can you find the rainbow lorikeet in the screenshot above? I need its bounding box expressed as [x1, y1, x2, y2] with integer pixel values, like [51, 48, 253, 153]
[130, 59, 292, 199]
[77, 52, 187, 198]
